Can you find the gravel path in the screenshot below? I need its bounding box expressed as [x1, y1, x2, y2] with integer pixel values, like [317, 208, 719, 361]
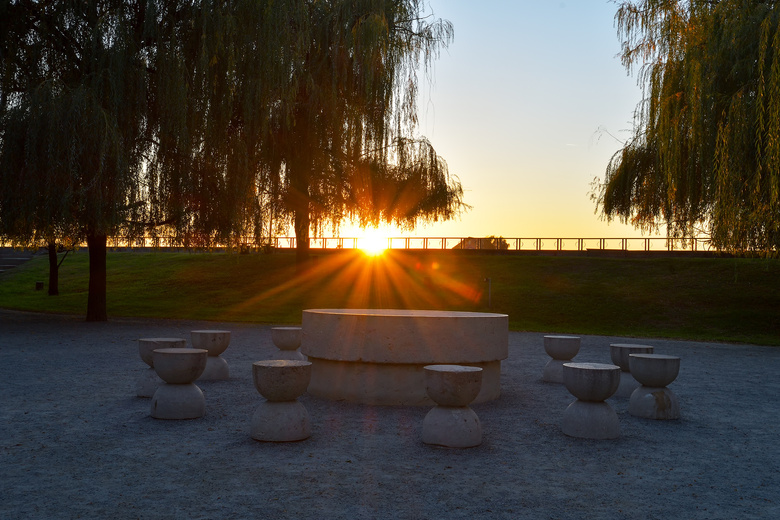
[1, 309, 778, 519]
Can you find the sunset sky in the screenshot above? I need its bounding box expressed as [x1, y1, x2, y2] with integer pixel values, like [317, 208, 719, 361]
[344, 1, 658, 241]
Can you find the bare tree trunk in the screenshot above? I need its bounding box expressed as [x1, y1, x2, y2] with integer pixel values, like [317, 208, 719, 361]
[86, 232, 108, 322]
[47, 241, 59, 296]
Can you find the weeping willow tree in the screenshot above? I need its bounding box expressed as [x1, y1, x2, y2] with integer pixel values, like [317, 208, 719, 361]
[142, 1, 299, 251]
[0, 1, 152, 320]
[0, 1, 294, 319]
[595, 0, 780, 253]
[0, 0, 464, 320]
[145, 0, 465, 260]
[265, 0, 465, 261]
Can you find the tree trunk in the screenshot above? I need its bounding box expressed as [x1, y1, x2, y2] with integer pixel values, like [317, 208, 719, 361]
[86, 232, 108, 322]
[47, 241, 59, 296]
[294, 208, 310, 264]
[289, 157, 312, 264]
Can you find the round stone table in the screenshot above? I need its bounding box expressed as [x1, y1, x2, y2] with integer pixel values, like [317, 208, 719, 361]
[300, 309, 509, 405]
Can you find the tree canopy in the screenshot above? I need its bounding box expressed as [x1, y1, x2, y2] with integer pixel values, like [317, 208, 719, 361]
[263, 0, 464, 261]
[595, 0, 780, 253]
[0, 0, 464, 320]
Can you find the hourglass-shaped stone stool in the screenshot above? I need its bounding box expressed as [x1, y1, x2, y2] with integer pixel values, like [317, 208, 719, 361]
[191, 330, 231, 380]
[137, 338, 187, 397]
[421, 365, 483, 448]
[610, 343, 654, 398]
[561, 363, 621, 439]
[543, 335, 581, 383]
[628, 354, 681, 420]
[151, 348, 208, 419]
[251, 360, 312, 442]
[271, 327, 305, 361]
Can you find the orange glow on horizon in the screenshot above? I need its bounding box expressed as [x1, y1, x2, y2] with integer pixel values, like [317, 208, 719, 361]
[357, 228, 389, 257]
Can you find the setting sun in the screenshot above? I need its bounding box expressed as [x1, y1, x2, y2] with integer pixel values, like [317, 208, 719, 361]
[358, 229, 389, 257]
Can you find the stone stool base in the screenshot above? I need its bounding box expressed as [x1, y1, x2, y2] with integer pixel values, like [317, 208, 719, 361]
[151, 383, 205, 419]
[199, 356, 230, 381]
[137, 367, 161, 398]
[561, 401, 620, 440]
[274, 350, 306, 361]
[614, 372, 641, 399]
[629, 386, 680, 420]
[542, 359, 566, 383]
[251, 401, 311, 442]
[422, 406, 482, 448]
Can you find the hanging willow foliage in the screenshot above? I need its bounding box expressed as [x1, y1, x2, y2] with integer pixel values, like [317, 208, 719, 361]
[596, 0, 780, 253]
[262, 0, 465, 260]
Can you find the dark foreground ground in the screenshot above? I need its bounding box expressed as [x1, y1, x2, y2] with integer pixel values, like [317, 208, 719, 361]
[0, 309, 778, 520]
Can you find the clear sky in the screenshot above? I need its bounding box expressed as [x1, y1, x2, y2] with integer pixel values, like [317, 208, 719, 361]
[346, 0, 656, 240]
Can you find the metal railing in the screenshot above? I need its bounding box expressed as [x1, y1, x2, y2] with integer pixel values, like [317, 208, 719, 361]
[2, 235, 715, 253]
[271, 236, 714, 253]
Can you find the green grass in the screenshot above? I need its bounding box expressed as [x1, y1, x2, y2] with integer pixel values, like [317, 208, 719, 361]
[1, 249, 778, 345]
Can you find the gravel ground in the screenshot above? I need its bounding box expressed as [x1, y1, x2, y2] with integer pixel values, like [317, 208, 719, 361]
[0, 309, 778, 520]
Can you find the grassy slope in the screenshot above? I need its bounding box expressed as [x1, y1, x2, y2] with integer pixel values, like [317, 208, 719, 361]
[0, 249, 778, 345]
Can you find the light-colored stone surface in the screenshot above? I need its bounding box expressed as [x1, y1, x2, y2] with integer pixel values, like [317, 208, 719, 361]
[150, 383, 205, 420]
[421, 406, 482, 448]
[251, 360, 312, 442]
[628, 354, 682, 420]
[250, 400, 311, 442]
[542, 359, 567, 384]
[561, 400, 620, 440]
[301, 309, 508, 405]
[307, 358, 500, 406]
[424, 365, 482, 407]
[199, 355, 230, 381]
[137, 338, 187, 398]
[136, 367, 161, 398]
[562, 362, 620, 402]
[271, 327, 302, 351]
[609, 345, 655, 398]
[629, 386, 681, 420]
[610, 343, 654, 371]
[629, 354, 681, 387]
[273, 350, 307, 361]
[138, 338, 186, 367]
[542, 336, 581, 383]
[422, 365, 483, 448]
[252, 360, 311, 402]
[562, 363, 622, 439]
[543, 335, 580, 361]
[302, 309, 508, 363]
[614, 372, 643, 399]
[152, 348, 208, 384]
[190, 330, 231, 357]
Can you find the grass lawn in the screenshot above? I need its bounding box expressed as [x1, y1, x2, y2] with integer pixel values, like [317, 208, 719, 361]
[1, 249, 778, 345]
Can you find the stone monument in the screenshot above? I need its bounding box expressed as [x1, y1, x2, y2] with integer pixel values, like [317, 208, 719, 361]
[628, 353, 681, 420]
[609, 343, 654, 398]
[190, 330, 231, 380]
[561, 362, 621, 439]
[421, 365, 483, 448]
[301, 309, 508, 405]
[542, 335, 581, 383]
[251, 360, 312, 442]
[136, 337, 187, 398]
[270, 327, 305, 361]
[150, 348, 208, 420]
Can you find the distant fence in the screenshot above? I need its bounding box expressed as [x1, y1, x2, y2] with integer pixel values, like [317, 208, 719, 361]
[269, 236, 714, 253]
[2, 235, 717, 253]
